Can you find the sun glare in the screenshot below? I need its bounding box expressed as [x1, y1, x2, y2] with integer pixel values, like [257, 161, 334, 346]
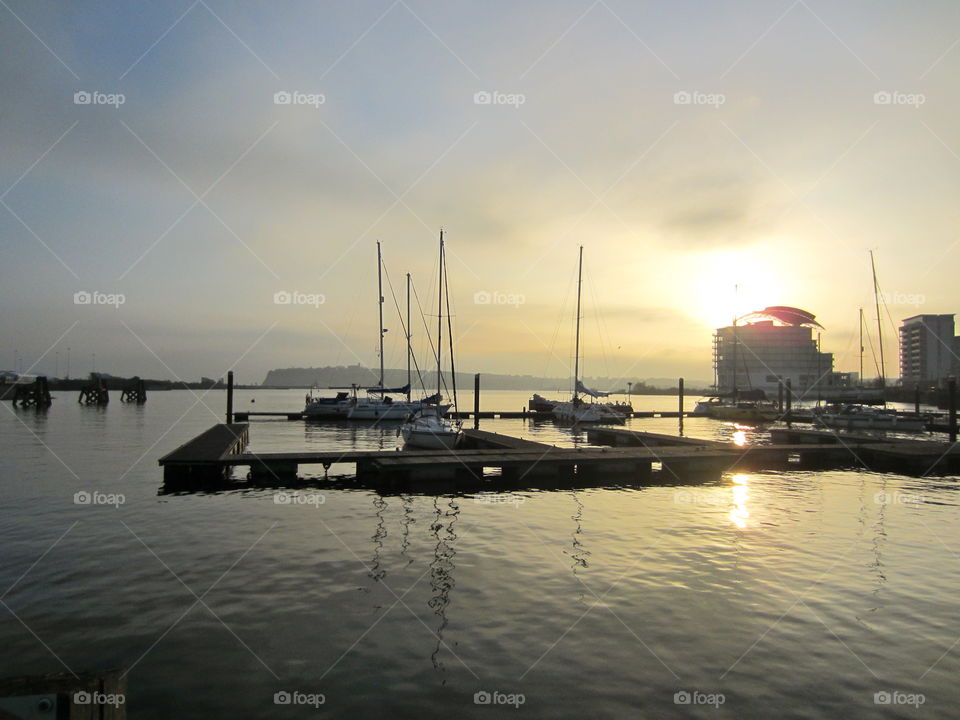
[690, 248, 782, 329]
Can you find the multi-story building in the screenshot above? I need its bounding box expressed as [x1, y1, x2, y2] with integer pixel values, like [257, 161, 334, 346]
[899, 314, 955, 387]
[713, 306, 834, 396]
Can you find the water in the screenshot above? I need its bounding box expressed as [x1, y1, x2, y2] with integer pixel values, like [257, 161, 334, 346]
[1, 390, 957, 718]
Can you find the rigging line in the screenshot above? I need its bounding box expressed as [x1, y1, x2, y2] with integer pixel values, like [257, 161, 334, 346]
[864, 311, 881, 378]
[382, 263, 428, 393]
[412, 280, 441, 380]
[545, 262, 578, 390]
[584, 261, 614, 384]
[443, 240, 459, 414]
[402, 278, 429, 394]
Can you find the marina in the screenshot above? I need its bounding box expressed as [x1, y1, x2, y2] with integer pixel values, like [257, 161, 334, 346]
[5, 3, 960, 717]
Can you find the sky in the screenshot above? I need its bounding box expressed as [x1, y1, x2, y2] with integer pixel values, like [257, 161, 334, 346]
[1, 0, 958, 386]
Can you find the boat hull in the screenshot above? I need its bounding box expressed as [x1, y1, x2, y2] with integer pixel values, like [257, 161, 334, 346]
[708, 406, 779, 423]
[346, 401, 450, 421]
[401, 427, 461, 449]
[817, 415, 926, 432]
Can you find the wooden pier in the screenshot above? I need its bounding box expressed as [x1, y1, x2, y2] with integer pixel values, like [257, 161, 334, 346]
[158, 423, 960, 489]
[159, 423, 249, 483]
[231, 409, 694, 422]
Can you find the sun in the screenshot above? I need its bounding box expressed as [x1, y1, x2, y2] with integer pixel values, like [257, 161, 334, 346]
[688, 248, 782, 329]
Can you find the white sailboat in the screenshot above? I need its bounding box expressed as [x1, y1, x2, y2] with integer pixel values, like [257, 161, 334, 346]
[552, 247, 624, 424]
[311, 242, 450, 421]
[402, 230, 462, 449]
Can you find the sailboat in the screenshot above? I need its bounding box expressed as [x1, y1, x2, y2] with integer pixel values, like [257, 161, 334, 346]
[306, 242, 449, 421]
[815, 252, 924, 432]
[401, 230, 463, 449]
[551, 247, 626, 424]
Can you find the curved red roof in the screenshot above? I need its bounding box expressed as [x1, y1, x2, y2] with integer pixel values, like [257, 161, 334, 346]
[738, 306, 824, 328]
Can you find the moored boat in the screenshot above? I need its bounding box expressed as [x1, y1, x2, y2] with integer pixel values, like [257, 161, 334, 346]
[401, 407, 461, 449]
[815, 404, 927, 432]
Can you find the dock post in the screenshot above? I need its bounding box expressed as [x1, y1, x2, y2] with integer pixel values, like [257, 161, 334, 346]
[226, 371, 234, 424]
[949, 377, 957, 443]
[678, 377, 684, 435]
[474, 373, 480, 429]
[786, 378, 792, 427]
[914, 384, 920, 416]
[778, 379, 784, 414]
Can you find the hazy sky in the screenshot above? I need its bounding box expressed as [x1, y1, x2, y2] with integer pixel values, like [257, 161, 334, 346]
[2, 0, 958, 385]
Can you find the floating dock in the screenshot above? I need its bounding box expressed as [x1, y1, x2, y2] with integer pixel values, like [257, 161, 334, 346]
[158, 423, 960, 489]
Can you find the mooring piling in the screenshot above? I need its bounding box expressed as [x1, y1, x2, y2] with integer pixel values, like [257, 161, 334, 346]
[785, 378, 793, 427]
[678, 377, 684, 435]
[226, 370, 234, 424]
[473, 373, 480, 429]
[78, 376, 108, 405]
[120, 376, 147, 404]
[12, 376, 52, 408]
[949, 377, 957, 443]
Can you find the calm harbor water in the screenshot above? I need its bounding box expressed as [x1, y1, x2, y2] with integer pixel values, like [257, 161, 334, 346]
[1, 389, 957, 718]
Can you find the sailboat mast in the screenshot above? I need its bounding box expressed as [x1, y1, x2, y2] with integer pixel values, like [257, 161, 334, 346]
[443, 240, 458, 413]
[870, 250, 885, 387]
[406, 272, 411, 402]
[573, 245, 583, 400]
[376, 241, 385, 390]
[858, 307, 864, 383]
[437, 230, 444, 397]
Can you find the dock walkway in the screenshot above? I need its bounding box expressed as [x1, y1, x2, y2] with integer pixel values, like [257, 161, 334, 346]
[159, 423, 960, 488]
